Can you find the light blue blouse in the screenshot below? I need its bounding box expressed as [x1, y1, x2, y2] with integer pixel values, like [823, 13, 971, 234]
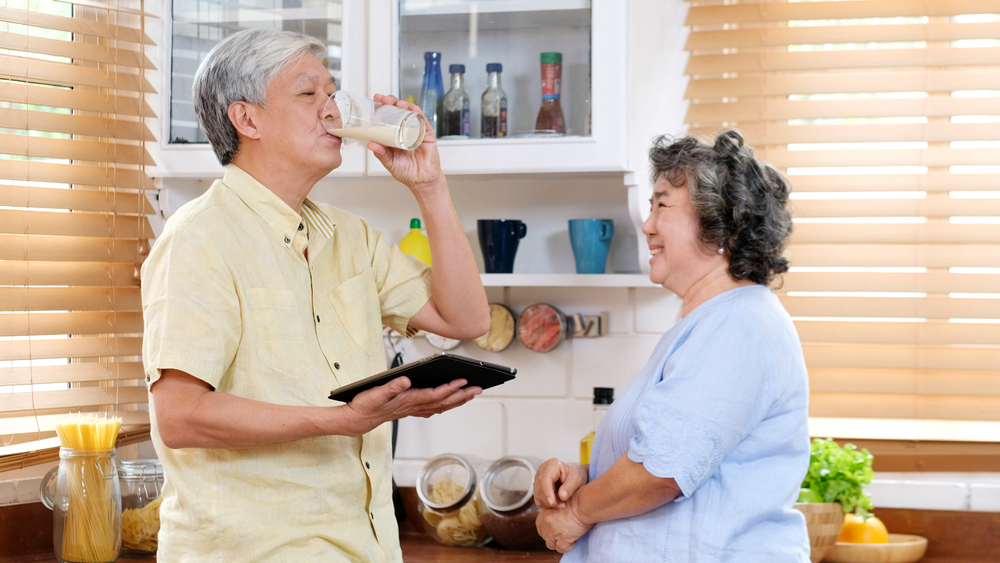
[562, 284, 811, 563]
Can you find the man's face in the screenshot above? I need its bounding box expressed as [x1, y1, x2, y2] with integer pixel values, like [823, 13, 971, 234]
[253, 52, 342, 174]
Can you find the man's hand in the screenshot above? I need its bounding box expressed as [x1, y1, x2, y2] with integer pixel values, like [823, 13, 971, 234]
[341, 376, 481, 436]
[536, 496, 593, 554]
[534, 458, 589, 509]
[366, 94, 443, 194]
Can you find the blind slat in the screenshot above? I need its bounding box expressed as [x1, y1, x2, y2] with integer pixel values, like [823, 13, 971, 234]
[0, 287, 142, 312]
[782, 296, 1000, 320]
[687, 21, 1000, 51]
[0, 311, 144, 338]
[762, 147, 1000, 169]
[0, 6, 153, 45]
[809, 367, 1000, 396]
[0, 261, 140, 286]
[0, 336, 143, 362]
[0, 33, 155, 70]
[686, 70, 1000, 99]
[789, 173, 999, 193]
[810, 393, 1000, 421]
[791, 197, 1000, 219]
[804, 342, 1000, 371]
[0, 186, 154, 214]
[0, 82, 154, 119]
[0, 107, 152, 142]
[0, 234, 142, 262]
[687, 46, 1000, 75]
[0, 209, 154, 239]
[0, 385, 148, 414]
[0, 54, 157, 93]
[687, 97, 1000, 124]
[796, 320, 1000, 346]
[783, 272, 1000, 294]
[687, 0, 1000, 26]
[0, 159, 155, 190]
[788, 244, 1000, 268]
[792, 222, 1000, 245]
[0, 133, 152, 166]
[0, 362, 145, 386]
[692, 122, 1000, 147]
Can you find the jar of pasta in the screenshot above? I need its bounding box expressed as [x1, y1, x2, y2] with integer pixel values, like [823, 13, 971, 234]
[117, 459, 164, 557]
[480, 456, 546, 550]
[415, 453, 491, 547]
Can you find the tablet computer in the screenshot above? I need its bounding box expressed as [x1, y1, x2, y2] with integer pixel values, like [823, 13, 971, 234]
[328, 352, 516, 403]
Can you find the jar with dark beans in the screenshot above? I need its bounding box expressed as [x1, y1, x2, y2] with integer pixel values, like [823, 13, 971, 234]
[479, 456, 547, 550]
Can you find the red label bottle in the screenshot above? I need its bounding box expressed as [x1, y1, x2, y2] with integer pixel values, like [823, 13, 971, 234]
[535, 52, 566, 135]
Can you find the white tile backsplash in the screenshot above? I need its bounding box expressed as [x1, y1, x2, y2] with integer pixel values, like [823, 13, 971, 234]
[970, 484, 1000, 512]
[507, 287, 634, 335]
[505, 399, 593, 464]
[634, 287, 683, 334]
[15, 477, 42, 504]
[0, 480, 17, 505]
[869, 479, 969, 511]
[570, 334, 662, 399]
[394, 399, 505, 461]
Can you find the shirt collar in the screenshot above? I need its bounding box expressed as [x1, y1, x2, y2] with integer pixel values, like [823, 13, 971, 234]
[222, 164, 336, 243]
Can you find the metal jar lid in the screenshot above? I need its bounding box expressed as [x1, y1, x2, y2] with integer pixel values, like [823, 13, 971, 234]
[480, 456, 537, 513]
[416, 454, 478, 512]
[117, 459, 164, 481]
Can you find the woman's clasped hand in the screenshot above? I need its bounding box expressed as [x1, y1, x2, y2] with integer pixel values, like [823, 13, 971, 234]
[533, 459, 591, 553]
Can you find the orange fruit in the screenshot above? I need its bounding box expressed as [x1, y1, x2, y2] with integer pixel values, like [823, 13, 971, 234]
[838, 513, 889, 544]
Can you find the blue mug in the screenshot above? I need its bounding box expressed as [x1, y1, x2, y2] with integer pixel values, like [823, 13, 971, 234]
[569, 219, 614, 274]
[478, 219, 527, 273]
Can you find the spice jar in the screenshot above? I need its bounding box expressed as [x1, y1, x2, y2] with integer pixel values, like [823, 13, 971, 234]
[480, 456, 546, 550]
[118, 459, 164, 557]
[416, 453, 491, 547]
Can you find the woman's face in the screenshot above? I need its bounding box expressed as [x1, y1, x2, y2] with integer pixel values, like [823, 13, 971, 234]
[642, 175, 717, 293]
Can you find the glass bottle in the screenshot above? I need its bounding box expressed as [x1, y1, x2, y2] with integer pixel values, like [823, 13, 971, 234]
[580, 387, 614, 464]
[442, 64, 470, 137]
[416, 453, 491, 547]
[420, 51, 445, 137]
[40, 447, 122, 563]
[118, 459, 165, 557]
[481, 63, 508, 138]
[480, 456, 546, 551]
[535, 52, 566, 135]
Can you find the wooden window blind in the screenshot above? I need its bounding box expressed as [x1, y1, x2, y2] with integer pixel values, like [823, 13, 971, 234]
[0, 0, 156, 471]
[685, 0, 1000, 443]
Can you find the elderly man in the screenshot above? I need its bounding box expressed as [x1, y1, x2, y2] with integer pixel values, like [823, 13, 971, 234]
[140, 28, 490, 562]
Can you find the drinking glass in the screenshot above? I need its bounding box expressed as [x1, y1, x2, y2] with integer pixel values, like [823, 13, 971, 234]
[323, 90, 427, 150]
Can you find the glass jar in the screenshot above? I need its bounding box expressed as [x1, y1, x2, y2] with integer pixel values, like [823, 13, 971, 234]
[480, 455, 546, 550]
[415, 453, 491, 547]
[117, 459, 164, 557]
[40, 447, 122, 563]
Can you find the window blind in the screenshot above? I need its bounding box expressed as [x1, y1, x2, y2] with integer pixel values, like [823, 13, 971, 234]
[0, 0, 156, 471]
[684, 0, 1000, 443]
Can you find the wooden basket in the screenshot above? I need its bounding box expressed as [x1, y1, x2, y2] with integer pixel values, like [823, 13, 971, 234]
[794, 502, 846, 563]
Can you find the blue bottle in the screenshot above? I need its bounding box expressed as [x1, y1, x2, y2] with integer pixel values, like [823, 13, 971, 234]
[420, 52, 445, 137]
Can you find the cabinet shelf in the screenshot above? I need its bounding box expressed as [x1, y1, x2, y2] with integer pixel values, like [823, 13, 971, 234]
[481, 273, 655, 288]
[401, 0, 590, 17]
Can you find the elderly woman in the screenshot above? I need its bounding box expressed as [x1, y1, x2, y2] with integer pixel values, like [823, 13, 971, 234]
[534, 131, 811, 562]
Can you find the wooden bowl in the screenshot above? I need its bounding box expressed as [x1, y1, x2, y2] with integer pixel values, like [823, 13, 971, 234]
[824, 534, 928, 563]
[793, 502, 845, 563]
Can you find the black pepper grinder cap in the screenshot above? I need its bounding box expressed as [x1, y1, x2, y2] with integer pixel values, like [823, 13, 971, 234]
[449, 64, 465, 74]
[487, 63, 502, 73]
[593, 387, 614, 405]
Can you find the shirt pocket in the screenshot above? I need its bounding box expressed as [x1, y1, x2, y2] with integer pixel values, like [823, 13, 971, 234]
[329, 270, 381, 357]
[246, 288, 316, 380]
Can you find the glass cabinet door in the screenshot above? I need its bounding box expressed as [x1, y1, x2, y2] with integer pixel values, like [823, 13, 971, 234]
[398, 0, 591, 140]
[169, 0, 344, 145]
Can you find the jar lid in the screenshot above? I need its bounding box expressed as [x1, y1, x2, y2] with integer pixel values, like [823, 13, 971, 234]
[117, 459, 164, 479]
[480, 456, 537, 513]
[416, 454, 477, 511]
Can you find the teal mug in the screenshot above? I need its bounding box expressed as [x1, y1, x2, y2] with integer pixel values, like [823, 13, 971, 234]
[568, 219, 614, 274]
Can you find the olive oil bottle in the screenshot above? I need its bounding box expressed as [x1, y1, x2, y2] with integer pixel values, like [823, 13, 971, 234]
[580, 387, 614, 465]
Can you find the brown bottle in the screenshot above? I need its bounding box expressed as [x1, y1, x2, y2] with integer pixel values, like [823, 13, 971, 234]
[535, 52, 566, 135]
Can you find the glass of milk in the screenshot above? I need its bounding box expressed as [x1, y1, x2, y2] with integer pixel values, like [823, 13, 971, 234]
[324, 91, 427, 150]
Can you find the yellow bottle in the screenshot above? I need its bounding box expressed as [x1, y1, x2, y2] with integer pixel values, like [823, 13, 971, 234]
[580, 387, 614, 465]
[399, 218, 432, 266]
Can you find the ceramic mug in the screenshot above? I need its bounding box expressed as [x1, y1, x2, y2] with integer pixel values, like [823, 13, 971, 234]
[568, 219, 614, 274]
[478, 220, 527, 274]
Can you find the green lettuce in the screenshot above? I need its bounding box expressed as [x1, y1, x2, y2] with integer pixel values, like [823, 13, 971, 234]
[797, 438, 874, 518]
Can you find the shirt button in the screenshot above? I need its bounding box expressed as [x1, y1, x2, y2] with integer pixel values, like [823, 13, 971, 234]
[284, 236, 291, 243]
[371, 512, 375, 520]
[316, 315, 320, 323]
[334, 362, 341, 369]
[365, 461, 371, 469]
[298, 223, 304, 231]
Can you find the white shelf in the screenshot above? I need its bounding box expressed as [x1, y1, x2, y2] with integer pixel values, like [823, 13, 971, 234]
[481, 273, 655, 287]
[401, 0, 589, 17]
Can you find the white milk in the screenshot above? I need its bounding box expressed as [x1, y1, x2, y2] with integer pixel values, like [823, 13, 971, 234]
[327, 125, 421, 150]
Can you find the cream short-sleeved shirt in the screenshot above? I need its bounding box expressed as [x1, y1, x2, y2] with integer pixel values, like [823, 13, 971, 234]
[141, 165, 432, 562]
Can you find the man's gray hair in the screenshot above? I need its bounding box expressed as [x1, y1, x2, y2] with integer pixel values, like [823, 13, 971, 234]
[192, 28, 326, 165]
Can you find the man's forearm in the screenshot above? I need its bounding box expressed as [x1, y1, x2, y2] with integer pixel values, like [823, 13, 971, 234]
[414, 180, 489, 337]
[571, 454, 681, 525]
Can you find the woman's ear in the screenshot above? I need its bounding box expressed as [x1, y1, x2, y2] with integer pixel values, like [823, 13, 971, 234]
[228, 101, 262, 140]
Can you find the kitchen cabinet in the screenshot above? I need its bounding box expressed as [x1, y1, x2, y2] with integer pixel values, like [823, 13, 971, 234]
[481, 273, 656, 288]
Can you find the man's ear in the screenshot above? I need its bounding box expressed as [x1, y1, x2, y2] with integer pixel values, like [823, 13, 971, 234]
[228, 101, 262, 140]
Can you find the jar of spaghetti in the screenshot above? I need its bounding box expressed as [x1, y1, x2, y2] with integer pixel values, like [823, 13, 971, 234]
[118, 459, 164, 557]
[480, 456, 546, 550]
[416, 453, 491, 547]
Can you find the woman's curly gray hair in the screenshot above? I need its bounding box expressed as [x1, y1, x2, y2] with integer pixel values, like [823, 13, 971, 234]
[649, 130, 792, 287]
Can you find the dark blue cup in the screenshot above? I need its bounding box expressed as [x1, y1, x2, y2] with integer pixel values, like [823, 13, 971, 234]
[478, 220, 527, 273]
[569, 219, 614, 274]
